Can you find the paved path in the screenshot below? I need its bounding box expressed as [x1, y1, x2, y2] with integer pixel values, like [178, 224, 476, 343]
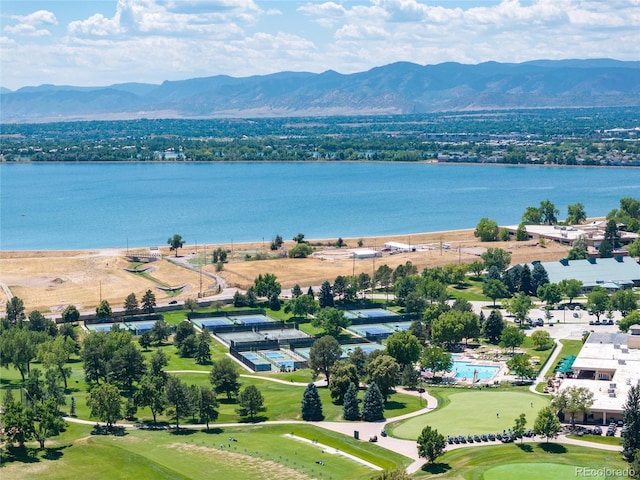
[529, 337, 562, 395]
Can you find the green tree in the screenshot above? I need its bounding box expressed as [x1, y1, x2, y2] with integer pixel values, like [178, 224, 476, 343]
[534, 406, 562, 443]
[481, 248, 512, 272]
[6, 296, 26, 323]
[513, 413, 527, 444]
[287, 294, 318, 318]
[537, 283, 562, 309]
[237, 385, 265, 419]
[270, 234, 283, 250]
[318, 280, 334, 308]
[515, 223, 529, 241]
[474, 217, 499, 241]
[134, 375, 167, 424]
[522, 206, 542, 225]
[483, 279, 508, 307]
[254, 273, 281, 299]
[291, 284, 303, 298]
[184, 297, 198, 312]
[139, 330, 152, 349]
[95, 300, 112, 321]
[309, 335, 342, 384]
[312, 307, 349, 337]
[61, 304, 80, 324]
[27, 310, 57, 336]
[141, 289, 157, 313]
[539, 200, 559, 224]
[385, 330, 421, 368]
[506, 292, 533, 324]
[566, 203, 587, 225]
[627, 238, 640, 258]
[195, 330, 211, 364]
[87, 382, 123, 429]
[288, 242, 313, 258]
[500, 326, 525, 353]
[361, 382, 385, 422]
[531, 330, 553, 350]
[371, 469, 411, 480]
[417, 425, 446, 464]
[342, 382, 360, 421]
[34, 398, 65, 449]
[196, 386, 219, 430]
[586, 286, 611, 322]
[165, 375, 192, 429]
[468, 260, 485, 278]
[38, 335, 75, 388]
[151, 319, 171, 345]
[174, 321, 196, 349]
[0, 328, 43, 381]
[209, 357, 240, 400]
[107, 342, 146, 395]
[622, 385, 640, 462]
[619, 311, 640, 333]
[374, 264, 393, 300]
[431, 312, 464, 348]
[551, 386, 595, 429]
[507, 354, 535, 382]
[420, 345, 453, 378]
[329, 360, 359, 404]
[301, 383, 324, 421]
[1, 397, 35, 447]
[167, 234, 185, 257]
[365, 354, 400, 401]
[612, 289, 638, 316]
[123, 293, 139, 316]
[559, 279, 583, 305]
[601, 220, 621, 258]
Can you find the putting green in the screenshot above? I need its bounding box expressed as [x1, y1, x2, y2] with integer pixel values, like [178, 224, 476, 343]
[484, 463, 576, 480]
[389, 389, 548, 439]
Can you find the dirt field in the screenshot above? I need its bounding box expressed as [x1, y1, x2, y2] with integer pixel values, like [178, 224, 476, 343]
[0, 230, 570, 315]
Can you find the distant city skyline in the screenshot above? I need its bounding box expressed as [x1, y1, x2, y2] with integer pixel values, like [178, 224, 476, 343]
[1, 0, 639, 91]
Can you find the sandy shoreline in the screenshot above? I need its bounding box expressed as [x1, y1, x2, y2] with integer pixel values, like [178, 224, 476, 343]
[0, 227, 571, 315]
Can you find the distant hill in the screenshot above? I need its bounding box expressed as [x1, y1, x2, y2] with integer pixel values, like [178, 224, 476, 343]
[2, 59, 640, 123]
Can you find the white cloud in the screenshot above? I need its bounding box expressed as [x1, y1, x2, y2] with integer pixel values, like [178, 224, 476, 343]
[3, 9, 57, 37]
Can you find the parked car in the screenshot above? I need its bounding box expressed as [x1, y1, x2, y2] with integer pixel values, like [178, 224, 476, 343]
[573, 312, 580, 318]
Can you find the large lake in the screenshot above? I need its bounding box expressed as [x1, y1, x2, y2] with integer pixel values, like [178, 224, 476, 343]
[1, 162, 639, 251]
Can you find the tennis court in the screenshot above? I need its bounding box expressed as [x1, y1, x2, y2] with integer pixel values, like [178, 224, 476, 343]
[85, 320, 155, 335]
[261, 349, 298, 370]
[347, 308, 400, 319]
[228, 314, 275, 325]
[217, 330, 267, 344]
[348, 324, 395, 337]
[191, 317, 234, 330]
[239, 352, 272, 372]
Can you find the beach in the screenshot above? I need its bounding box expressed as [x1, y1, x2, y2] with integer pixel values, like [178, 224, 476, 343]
[0, 228, 570, 316]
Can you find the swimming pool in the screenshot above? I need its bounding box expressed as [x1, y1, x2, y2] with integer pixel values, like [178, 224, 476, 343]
[452, 359, 499, 381]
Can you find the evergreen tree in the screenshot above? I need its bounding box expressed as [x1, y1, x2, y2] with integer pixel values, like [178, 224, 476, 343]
[361, 382, 385, 422]
[318, 280, 334, 308]
[301, 383, 324, 421]
[622, 385, 640, 462]
[342, 383, 360, 421]
[599, 219, 620, 258]
[482, 309, 504, 344]
[269, 293, 281, 311]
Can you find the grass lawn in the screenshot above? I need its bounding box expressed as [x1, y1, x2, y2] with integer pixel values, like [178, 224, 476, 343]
[566, 434, 622, 446]
[1, 423, 409, 480]
[544, 339, 583, 379]
[387, 387, 549, 440]
[413, 442, 629, 479]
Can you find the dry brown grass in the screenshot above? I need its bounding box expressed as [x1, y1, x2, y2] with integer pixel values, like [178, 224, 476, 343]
[0, 230, 570, 314]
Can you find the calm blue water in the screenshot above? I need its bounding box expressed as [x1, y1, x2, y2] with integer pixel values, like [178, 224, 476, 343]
[453, 360, 499, 381]
[1, 162, 639, 250]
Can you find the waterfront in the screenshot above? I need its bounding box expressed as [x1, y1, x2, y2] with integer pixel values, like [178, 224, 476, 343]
[1, 162, 639, 250]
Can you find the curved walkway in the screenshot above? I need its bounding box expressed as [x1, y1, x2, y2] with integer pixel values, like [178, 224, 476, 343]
[63, 379, 620, 475]
[529, 338, 562, 395]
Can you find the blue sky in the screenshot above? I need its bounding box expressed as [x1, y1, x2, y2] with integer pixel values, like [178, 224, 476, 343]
[1, 0, 639, 90]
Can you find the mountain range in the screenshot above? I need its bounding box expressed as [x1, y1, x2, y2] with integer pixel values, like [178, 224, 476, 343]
[2, 59, 639, 123]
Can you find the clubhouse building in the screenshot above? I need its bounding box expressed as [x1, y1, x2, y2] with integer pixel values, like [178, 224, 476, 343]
[557, 326, 640, 424]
